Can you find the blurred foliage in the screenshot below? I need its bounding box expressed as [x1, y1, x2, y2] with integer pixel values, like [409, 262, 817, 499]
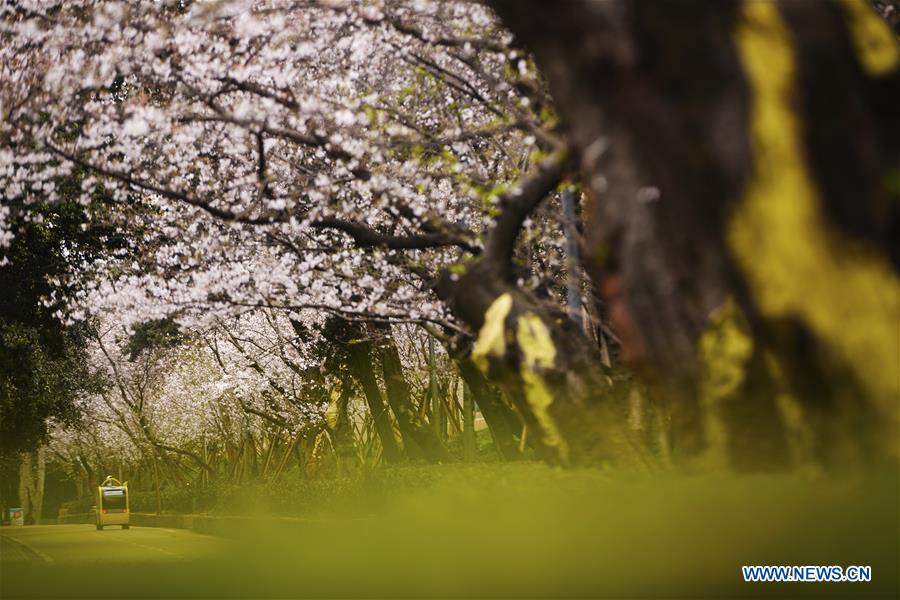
[124, 318, 183, 360]
[0, 322, 96, 456]
[61, 485, 216, 516]
[0, 192, 120, 457]
[10, 462, 900, 598]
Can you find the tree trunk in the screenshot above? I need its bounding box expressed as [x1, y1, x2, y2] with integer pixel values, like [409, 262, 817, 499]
[242, 429, 258, 480]
[439, 263, 645, 466]
[325, 382, 361, 476]
[463, 379, 476, 461]
[17, 447, 45, 524]
[428, 337, 445, 443]
[345, 333, 402, 464]
[152, 454, 162, 515]
[375, 324, 450, 462]
[486, 0, 900, 468]
[454, 356, 520, 461]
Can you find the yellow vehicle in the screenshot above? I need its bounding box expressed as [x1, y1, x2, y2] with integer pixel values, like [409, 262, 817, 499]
[95, 476, 130, 530]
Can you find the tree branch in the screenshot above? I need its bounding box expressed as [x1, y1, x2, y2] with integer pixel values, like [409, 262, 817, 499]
[483, 149, 569, 275]
[48, 144, 475, 251]
[153, 442, 213, 473]
[45, 142, 283, 225]
[311, 216, 477, 252]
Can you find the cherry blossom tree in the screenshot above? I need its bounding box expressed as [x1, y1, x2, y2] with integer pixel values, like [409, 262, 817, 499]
[5, 0, 896, 473]
[3, 0, 614, 465]
[50, 308, 332, 498]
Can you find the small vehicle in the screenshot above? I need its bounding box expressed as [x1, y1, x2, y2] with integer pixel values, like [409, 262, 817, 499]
[95, 476, 129, 530]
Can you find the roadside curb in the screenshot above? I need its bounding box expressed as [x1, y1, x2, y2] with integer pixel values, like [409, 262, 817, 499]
[1, 532, 56, 565]
[57, 511, 327, 539]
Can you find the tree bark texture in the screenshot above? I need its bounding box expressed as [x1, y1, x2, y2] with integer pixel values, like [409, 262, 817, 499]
[484, 0, 899, 467]
[374, 324, 450, 462]
[17, 447, 46, 524]
[345, 335, 402, 464]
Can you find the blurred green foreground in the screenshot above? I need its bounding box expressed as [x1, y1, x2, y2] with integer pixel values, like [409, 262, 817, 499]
[1, 464, 897, 598]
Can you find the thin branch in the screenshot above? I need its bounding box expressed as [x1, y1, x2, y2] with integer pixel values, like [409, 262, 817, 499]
[363, 9, 509, 54]
[45, 141, 283, 225]
[153, 442, 213, 473]
[311, 216, 476, 252]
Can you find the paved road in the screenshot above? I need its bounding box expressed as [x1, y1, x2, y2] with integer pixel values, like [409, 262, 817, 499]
[1, 524, 228, 565]
[0, 525, 231, 598]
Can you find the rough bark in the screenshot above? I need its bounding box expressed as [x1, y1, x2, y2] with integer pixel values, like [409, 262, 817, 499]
[346, 337, 402, 464]
[454, 356, 521, 461]
[438, 260, 647, 466]
[18, 447, 46, 524]
[487, 0, 900, 467]
[374, 324, 450, 462]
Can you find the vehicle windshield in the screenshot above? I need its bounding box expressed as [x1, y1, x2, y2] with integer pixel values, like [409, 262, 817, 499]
[101, 488, 126, 511]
